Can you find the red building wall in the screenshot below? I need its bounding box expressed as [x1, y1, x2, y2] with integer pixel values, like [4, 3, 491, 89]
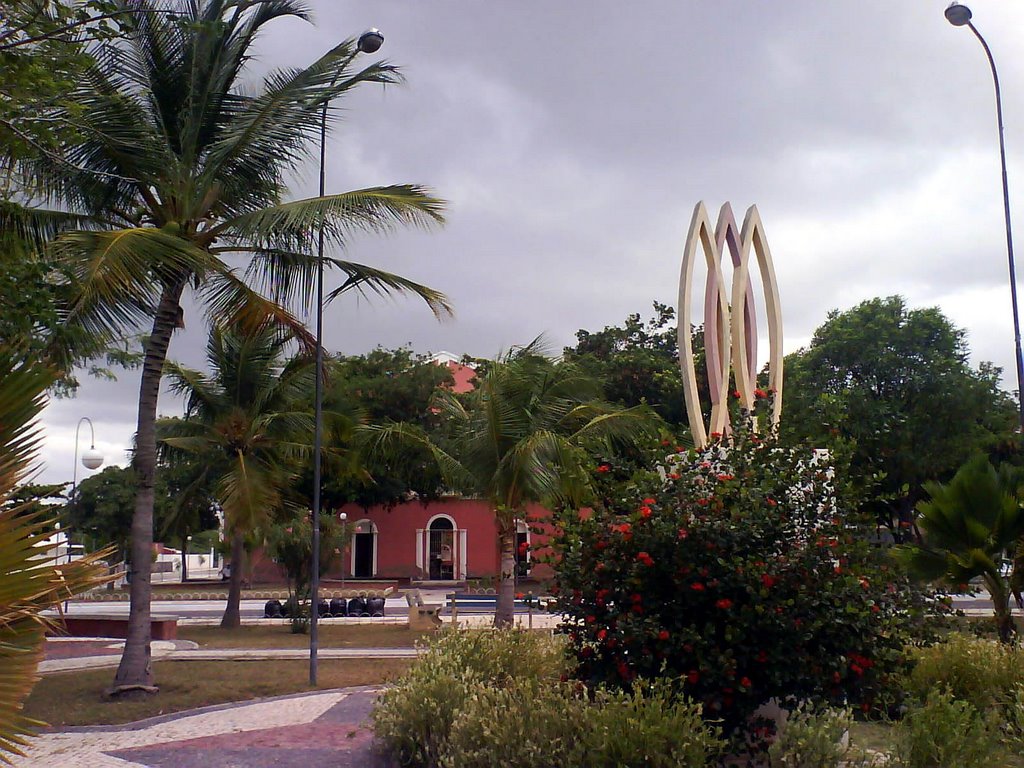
[336, 498, 554, 582]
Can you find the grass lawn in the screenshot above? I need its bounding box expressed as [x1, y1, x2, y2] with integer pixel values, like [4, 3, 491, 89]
[179, 623, 429, 649]
[24, 658, 412, 727]
[850, 721, 1024, 767]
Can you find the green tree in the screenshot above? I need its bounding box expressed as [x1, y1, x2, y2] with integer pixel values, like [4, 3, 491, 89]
[17, 0, 448, 690]
[780, 296, 1018, 540]
[159, 323, 319, 629]
[265, 513, 349, 627]
[66, 462, 218, 563]
[311, 348, 451, 509]
[894, 455, 1024, 642]
[365, 342, 658, 627]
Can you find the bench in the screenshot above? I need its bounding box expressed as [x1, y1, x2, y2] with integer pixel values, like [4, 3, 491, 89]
[405, 589, 442, 630]
[60, 613, 179, 641]
[445, 593, 542, 613]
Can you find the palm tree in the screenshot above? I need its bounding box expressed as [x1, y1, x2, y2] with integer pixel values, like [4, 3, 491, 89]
[0, 351, 109, 760]
[16, 0, 448, 690]
[159, 322, 324, 628]
[894, 454, 1024, 642]
[365, 342, 658, 627]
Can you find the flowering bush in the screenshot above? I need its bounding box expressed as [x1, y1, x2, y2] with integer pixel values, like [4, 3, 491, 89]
[553, 426, 923, 736]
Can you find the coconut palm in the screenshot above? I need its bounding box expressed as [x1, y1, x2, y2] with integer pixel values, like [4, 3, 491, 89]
[16, 0, 448, 690]
[0, 351, 109, 760]
[894, 454, 1024, 642]
[364, 342, 658, 627]
[159, 322, 334, 628]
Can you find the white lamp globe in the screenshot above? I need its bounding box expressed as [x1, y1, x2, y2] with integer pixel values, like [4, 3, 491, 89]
[81, 448, 104, 470]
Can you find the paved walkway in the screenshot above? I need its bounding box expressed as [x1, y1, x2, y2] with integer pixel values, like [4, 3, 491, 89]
[11, 686, 395, 768]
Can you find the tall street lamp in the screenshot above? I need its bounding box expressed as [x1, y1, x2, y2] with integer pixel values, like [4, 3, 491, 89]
[944, 3, 1024, 429]
[65, 417, 103, 610]
[310, 27, 386, 687]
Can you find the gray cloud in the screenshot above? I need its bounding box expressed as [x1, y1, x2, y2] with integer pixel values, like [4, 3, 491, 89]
[39, 0, 1024, 482]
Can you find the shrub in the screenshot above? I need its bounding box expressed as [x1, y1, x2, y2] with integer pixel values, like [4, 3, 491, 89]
[372, 629, 567, 767]
[440, 677, 722, 768]
[1002, 685, 1024, 749]
[582, 679, 724, 767]
[890, 689, 997, 768]
[439, 679, 587, 768]
[766, 704, 871, 768]
[907, 633, 1024, 712]
[553, 425, 924, 734]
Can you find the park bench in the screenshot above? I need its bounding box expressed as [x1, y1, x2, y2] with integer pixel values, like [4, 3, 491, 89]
[445, 592, 544, 613]
[405, 589, 442, 630]
[61, 613, 178, 640]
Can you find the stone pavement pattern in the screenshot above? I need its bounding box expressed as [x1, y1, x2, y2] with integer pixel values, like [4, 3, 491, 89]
[11, 687, 396, 767]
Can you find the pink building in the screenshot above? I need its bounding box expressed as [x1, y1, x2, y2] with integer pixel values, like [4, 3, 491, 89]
[336, 499, 554, 583]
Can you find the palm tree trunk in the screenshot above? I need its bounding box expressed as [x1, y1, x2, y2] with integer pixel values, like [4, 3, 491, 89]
[984, 573, 1016, 644]
[112, 284, 184, 693]
[180, 534, 188, 583]
[494, 520, 516, 628]
[221, 528, 245, 628]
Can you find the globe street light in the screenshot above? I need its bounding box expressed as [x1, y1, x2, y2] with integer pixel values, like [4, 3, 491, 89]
[944, 3, 1024, 429]
[310, 28, 386, 686]
[66, 417, 103, 610]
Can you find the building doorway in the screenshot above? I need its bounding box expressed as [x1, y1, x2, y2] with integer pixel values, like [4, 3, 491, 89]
[514, 519, 530, 579]
[428, 516, 455, 580]
[352, 520, 377, 578]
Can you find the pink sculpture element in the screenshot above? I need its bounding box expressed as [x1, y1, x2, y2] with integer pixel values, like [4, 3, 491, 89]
[677, 202, 784, 448]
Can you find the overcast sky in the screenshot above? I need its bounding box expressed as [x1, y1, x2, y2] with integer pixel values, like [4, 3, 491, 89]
[37, 0, 1024, 485]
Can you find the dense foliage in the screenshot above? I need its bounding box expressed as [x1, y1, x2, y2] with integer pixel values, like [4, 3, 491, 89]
[373, 629, 724, 768]
[554, 424, 929, 736]
[68, 464, 218, 562]
[312, 348, 452, 509]
[565, 303, 713, 432]
[781, 296, 1019, 539]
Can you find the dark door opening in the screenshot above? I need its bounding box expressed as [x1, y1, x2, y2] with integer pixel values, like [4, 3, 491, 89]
[428, 518, 455, 580]
[354, 532, 374, 578]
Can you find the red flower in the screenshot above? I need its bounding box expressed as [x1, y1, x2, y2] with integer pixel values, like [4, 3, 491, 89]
[761, 574, 777, 589]
[766, 497, 777, 507]
[643, 497, 656, 505]
[697, 498, 709, 507]
[585, 615, 596, 624]
[657, 629, 670, 640]
[740, 676, 752, 688]
[716, 473, 734, 481]
[668, 472, 680, 480]
[687, 670, 700, 685]
[596, 464, 611, 473]
[691, 582, 705, 591]
[716, 598, 733, 610]
[710, 432, 722, 439]
[731, 390, 741, 398]
[639, 506, 652, 519]
[636, 551, 654, 566]
[754, 388, 767, 399]
[677, 528, 689, 540]
[597, 629, 607, 641]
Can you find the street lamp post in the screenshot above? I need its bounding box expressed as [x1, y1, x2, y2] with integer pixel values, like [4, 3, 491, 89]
[944, 3, 1024, 430]
[339, 512, 348, 590]
[310, 28, 385, 687]
[65, 417, 103, 610]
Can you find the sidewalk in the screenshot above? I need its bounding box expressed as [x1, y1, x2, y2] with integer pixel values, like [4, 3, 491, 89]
[10, 686, 395, 768]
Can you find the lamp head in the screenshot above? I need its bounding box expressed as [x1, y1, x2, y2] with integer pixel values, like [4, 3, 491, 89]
[357, 28, 384, 54]
[340, 512, 348, 521]
[81, 447, 104, 470]
[945, 3, 972, 27]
